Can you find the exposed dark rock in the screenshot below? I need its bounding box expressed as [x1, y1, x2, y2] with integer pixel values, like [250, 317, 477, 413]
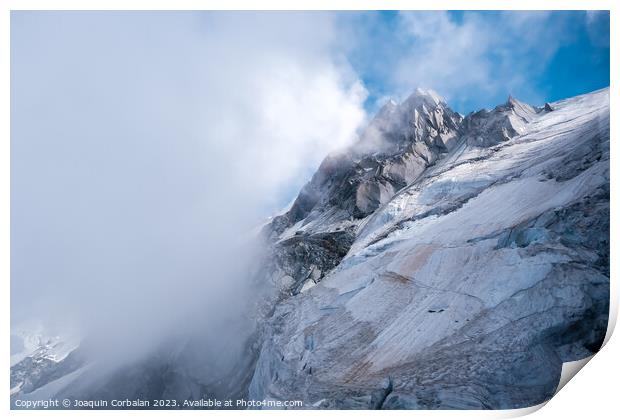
[11, 88, 610, 410]
[273, 230, 355, 294]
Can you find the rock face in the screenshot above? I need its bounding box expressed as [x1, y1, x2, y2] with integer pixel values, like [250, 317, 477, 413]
[11, 88, 610, 409]
[10, 330, 82, 398]
[249, 88, 610, 409]
[271, 89, 462, 231]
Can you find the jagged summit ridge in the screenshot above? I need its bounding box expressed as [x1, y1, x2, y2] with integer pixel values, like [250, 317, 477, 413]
[361, 87, 460, 154]
[271, 88, 548, 241]
[274, 88, 468, 235]
[461, 94, 539, 146]
[248, 87, 609, 409]
[404, 87, 446, 107]
[10, 88, 610, 410]
[378, 87, 445, 113]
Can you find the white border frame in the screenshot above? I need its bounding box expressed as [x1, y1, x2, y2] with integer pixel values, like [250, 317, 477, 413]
[2, 2, 617, 419]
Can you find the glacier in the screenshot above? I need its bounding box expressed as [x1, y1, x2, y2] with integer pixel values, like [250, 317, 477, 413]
[11, 87, 610, 410]
[250, 87, 610, 409]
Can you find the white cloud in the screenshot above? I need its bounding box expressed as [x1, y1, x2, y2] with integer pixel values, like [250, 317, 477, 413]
[392, 11, 571, 110]
[11, 11, 367, 354]
[396, 11, 495, 98]
[12, 10, 597, 368]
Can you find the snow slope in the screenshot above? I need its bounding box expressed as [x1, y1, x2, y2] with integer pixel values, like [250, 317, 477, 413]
[249, 88, 610, 409]
[10, 88, 610, 409]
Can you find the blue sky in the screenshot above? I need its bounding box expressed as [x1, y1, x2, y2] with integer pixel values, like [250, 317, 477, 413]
[10, 11, 610, 330]
[343, 11, 610, 114]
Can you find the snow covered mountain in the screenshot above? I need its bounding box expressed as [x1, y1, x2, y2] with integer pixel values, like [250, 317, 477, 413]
[252, 87, 610, 409]
[11, 87, 610, 409]
[10, 327, 81, 397]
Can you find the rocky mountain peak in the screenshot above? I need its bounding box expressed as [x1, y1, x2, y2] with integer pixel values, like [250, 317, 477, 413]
[271, 89, 552, 238]
[10, 87, 610, 411]
[503, 94, 538, 115]
[405, 87, 446, 108]
[248, 87, 610, 409]
[358, 88, 461, 156]
[265, 88, 607, 296]
[270, 89, 468, 236]
[461, 94, 539, 147]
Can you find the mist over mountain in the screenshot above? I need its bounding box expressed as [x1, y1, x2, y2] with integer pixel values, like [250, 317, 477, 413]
[11, 86, 609, 410]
